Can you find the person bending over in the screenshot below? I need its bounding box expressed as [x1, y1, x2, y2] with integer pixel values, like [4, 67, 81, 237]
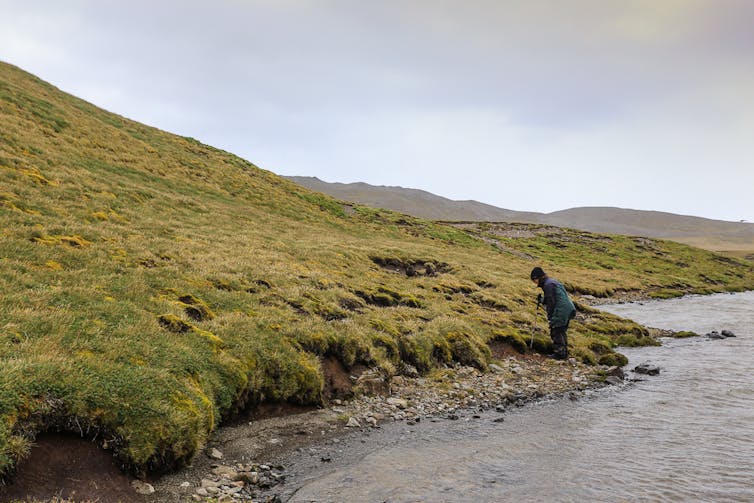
[530, 267, 576, 360]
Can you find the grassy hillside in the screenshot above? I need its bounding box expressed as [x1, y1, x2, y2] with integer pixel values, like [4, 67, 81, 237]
[2, 61, 753, 477]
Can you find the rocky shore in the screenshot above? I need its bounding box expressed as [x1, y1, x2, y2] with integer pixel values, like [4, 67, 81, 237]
[149, 355, 620, 502]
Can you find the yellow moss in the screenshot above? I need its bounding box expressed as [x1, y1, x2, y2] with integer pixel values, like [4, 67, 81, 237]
[182, 377, 215, 430]
[45, 260, 63, 270]
[192, 328, 225, 348]
[19, 168, 58, 186]
[109, 210, 127, 222]
[110, 248, 128, 261]
[31, 234, 91, 247]
[103, 296, 115, 302]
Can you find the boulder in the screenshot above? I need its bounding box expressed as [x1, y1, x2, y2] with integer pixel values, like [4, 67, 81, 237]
[721, 330, 736, 337]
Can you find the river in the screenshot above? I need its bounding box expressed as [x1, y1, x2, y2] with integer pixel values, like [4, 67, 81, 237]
[283, 291, 754, 502]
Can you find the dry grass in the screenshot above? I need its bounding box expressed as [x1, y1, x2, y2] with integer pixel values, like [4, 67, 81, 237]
[1, 61, 753, 477]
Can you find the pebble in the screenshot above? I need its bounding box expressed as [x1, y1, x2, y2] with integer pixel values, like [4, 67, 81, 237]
[212, 465, 238, 479]
[208, 448, 224, 460]
[131, 480, 155, 495]
[386, 397, 408, 409]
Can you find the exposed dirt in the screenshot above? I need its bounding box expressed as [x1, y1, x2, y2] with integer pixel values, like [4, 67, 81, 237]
[488, 340, 545, 361]
[321, 356, 356, 401]
[0, 434, 140, 503]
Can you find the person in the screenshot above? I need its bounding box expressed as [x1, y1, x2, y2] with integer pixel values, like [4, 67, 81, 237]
[530, 267, 576, 360]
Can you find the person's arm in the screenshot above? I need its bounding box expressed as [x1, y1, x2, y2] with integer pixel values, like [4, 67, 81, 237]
[542, 280, 556, 322]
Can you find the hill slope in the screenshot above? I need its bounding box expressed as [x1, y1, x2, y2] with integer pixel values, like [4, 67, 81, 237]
[286, 176, 754, 255]
[2, 61, 753, 477]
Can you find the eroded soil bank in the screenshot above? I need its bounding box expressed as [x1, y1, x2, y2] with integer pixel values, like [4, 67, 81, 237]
[1, 354, 613, 503]
[146, 355, 611, 502]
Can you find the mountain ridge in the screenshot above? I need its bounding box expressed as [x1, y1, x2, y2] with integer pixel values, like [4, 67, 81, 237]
[285, 176, 754, 254]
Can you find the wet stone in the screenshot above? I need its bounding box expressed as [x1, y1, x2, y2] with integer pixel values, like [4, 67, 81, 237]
[634, 363, 660, 375]
[605, 376, 623, 386]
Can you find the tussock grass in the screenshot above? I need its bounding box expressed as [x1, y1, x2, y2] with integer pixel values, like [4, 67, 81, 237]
[1, 61, 753, 477]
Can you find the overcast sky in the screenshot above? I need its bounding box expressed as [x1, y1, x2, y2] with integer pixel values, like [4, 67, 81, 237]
[2, 1, 752, 222]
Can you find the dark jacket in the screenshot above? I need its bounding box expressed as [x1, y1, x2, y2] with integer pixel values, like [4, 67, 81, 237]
[540, 277, 576, 328]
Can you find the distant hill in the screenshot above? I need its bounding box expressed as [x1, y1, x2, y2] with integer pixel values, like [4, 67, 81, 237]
[286, 176, 754, 255]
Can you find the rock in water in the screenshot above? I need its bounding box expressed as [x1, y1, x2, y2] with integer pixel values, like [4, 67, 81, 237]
[605, 376, 623, 386]
[634, 363, 660, 376]
[706, 331, 725, 339]
[721, 330, 736, 337]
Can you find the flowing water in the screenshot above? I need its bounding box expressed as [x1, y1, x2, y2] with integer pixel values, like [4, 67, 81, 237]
[286, 291, 754, 502]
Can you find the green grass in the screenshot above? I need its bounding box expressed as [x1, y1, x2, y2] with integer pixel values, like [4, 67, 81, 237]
[1, 61, 753, 477]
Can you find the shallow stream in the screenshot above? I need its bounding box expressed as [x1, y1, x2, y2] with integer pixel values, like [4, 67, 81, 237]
[283, 291, 754, 502]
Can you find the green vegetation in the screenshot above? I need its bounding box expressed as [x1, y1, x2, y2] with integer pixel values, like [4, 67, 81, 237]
[1, 61, 753, 477]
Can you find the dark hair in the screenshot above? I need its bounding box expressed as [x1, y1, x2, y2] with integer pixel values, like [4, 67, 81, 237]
[530, 267, 546, 280]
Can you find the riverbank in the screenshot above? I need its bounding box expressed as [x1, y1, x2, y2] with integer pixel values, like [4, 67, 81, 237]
[147, 354, 616, 502]
[0, 291, 727, 502]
